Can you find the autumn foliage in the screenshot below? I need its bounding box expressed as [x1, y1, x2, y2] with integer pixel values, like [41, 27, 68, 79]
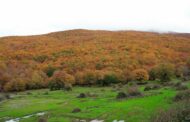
[0, 29, 190, 91]
[132, 69, 149, 81]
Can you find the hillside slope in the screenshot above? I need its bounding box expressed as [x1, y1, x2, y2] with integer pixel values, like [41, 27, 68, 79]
[0, 29, 190, 91]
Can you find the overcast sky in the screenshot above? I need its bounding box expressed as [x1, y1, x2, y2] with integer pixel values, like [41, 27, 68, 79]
[0, 0, 190, 36]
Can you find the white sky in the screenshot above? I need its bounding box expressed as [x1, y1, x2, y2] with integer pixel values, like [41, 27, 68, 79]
[0, 0, 190, 36]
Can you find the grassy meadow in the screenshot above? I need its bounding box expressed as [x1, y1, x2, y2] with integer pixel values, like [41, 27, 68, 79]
[1, 79, 189, 122]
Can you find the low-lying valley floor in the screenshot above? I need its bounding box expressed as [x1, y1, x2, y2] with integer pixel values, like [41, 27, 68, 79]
[0, 79, 190, 122]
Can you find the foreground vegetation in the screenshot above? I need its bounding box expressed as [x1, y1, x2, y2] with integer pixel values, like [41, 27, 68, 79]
[0, 80, 190, 122]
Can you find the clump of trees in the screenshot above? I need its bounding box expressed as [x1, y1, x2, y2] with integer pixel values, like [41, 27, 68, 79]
[0, 57, 190, 92]
[97, 72, 119, 86]
[149, 63, 175, 82]
[4, 78, 26, 92]
[0, 61, 47, 92]
[132, 69, 149, 81]
[49, 70, 75, 90]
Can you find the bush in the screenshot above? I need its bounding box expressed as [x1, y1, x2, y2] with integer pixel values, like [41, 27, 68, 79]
[122, 69, 133, 83]
[33, 55, 48, 63]
[144, 85, 152, 91]
[181, 66, 190, 81]
[64, 83, 72, 91]
[187, 58, 190, 68]
[48, 70, 75, 91]
[44, 65, 56, 77]
[127, 86, 142, 97]
[116, 92, 127, 99]
[4, 94, 11, 99]
[4, 79, 26, 92]
[174, 82, 188, 91]
[77, 93, 86, 98]
[151, 101, 190, 122]
[0, 96, 4, 101]
[74, 72, 86, 85]
[174, 90, 190, 102]
[0, 94, 11, 101]
[149, 68, 157, 80]
[144, 84, 161, 91]
[38, 117, 47, 122]
[49, 78, 65, 91]
[83, 70, 97, 85]
[27, 92, 33, 95]
[86, 92, 98, 98]
[132, 69, 149, 81]
[72, 108, 81, 113]
[27, 70, 47, 89]
[97, 72, 119, 86]
[156, 63, 174, 82]
[43, 91, 49, 95]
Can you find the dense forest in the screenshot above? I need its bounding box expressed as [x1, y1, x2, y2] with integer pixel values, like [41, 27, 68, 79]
[0, 29, 190, 92]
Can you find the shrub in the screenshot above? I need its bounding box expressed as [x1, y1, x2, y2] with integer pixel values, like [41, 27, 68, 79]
[144, 84, 161, 91]
[151, 101, 190, 122]
[72, 108, 81, 113]
[175, 65, 184, 78]
[4, 94, 11, 99]
[132, 69, 149, 81]
[74, 72, 85, 85]
[64, 83, 72, 91]
[4, 79, 26, 92]
[33, 55, 48, 63]
[44, 65, 56, 77]
[156, 63, 174, 82]
[82, 70, 104, 85]
[28, 70, 47, 89]
[176, 85, 188, 91]
[27, 92, 33, 95]
[95, 62, 105, 70]
[149, 68, 157, 80]
[0, 96, 4, 101]
[97, 72, 119, 86]
[174, 82, 188, 91]
[181, 66, 190, 81]
[122, 69, 133, 83]
[48, 70, 75, 91]
[77, 93, 86, 98]
[187, 58, 190, 68]
[0, 94, 10, 101]
[86, 92, 98, 97]
[48, 78, 64, 91]
[174, 90, 190, 102]
[64, 73, 75, 85]
[116, 92, 127, 99]
[144, 85, 152, 91]
[83, 70, 97, 85]
[38, 117, 47, 122]
[127, 86, 142, 97]
[49, 71, 64, 90]
[0, 73, 11, 92]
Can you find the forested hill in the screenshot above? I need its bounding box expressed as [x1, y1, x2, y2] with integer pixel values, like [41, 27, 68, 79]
[0, 29, 190, 91]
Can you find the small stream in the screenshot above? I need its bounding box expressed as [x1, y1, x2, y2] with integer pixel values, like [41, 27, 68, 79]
[5, 112, 124, 122]
[5, 112, 45, 122]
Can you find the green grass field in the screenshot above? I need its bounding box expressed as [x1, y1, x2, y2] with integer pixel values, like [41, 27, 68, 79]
[1, 81, 184, 122]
